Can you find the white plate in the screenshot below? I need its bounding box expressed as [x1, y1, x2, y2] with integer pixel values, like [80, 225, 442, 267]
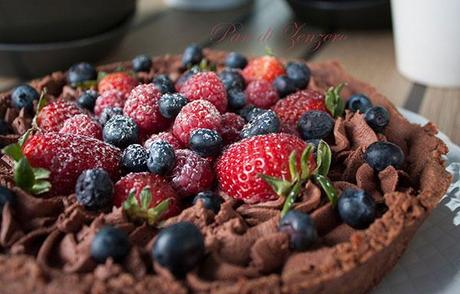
[373, 109, 460, 294]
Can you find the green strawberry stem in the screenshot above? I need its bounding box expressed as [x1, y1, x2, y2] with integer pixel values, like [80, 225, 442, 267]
[123, 187, 171, 225]
[315, 140, 332, 176]
[280, 180, 302, 217]
[313, 174, 338, 206]
[32, 89, 48, 128]
[325, 82, 346, 118]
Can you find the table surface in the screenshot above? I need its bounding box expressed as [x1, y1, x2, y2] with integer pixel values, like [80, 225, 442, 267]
[1, 0, 459, 144]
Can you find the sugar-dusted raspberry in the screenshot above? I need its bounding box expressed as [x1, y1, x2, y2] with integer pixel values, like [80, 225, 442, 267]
[144, 131, 183, 150]
[220, 112, 245, 144]
[98, 72, 138, 96]
[60, 114, 102, 140]
[245, 80, 279, 109]
[94, 90, 126, 116]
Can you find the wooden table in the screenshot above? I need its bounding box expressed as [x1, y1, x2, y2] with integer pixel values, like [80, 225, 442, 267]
[1, 0, 459, 144]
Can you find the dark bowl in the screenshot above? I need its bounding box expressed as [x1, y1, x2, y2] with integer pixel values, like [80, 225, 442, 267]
[0, 12, 134, 78]
[285, 0, 391, 29]
[0, 0, 136, 43]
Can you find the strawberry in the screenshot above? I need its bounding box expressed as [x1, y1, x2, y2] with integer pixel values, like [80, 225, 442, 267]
[242, 55, 285, 83]
[60, 114, 102, 140]
[170, 149, 214, 197]
[172, 99, 222, 146]
[272, 89, 327, 129]
[94, 90, 126, 116]
[36, 100, 84, 131]
[114, 172, 179, 220]
[98, 72, 138, 96]
[245, 80, 279, 109]
[216, 133, 315, 203]
[179, 72, 227, 113]
[123, 84, 169, 139]
[144, 131, 183, 150]
[219, 112, 245, 144]
[19, 131, 121, 195]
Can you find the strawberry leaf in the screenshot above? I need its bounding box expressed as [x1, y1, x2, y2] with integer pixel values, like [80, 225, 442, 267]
[146, 198, 171, 225]
[123, 188, 170, 225]
[14, 158, 34, 190]
[140, 187, 152, 210]
[18, 129, 32, 147]
[315, 140, 332, 176]
[300, 145, 313, 181]
[325, 83, 346, 118]
[259, 174, 293, 196]
[97, 71, 108, 82]
[2, 143, 23, 161]
[31, 180, 51, 194]
[288, 151, 299, 181]
[33, 168, 50, 180]
[281, 180, 302, 217]
[313, 174, 338, 206]
[264, 46, 275, 56]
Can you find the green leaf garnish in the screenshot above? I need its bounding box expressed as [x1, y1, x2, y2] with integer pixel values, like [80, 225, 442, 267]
[315, 140, 332, 176]
[123, 187, 171, 225]
[281, 180, 302, 217]
[14, 157, 34, 190]
[71, 80, 98, 90]
[18, 128, 32, 147]
[259, 174, 293, 196]
[313, 174, 338, 206]
[325, 83, 346, 118]
[300, 145, 313, 181]
[97, 71, 108, 82]
[2, 143, 23, 161]
[264, 46, 274, 56]
[32, 89, 48, 128]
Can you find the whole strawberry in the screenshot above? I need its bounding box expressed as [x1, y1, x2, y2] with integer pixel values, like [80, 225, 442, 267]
[219, 112, 245, 144]
[123, 84, 169, 139]
[172, 99, 222, 146]
[272, 89, 327, 129]
[60, 114, 102, 140]
[94, 90, 126, 116]
[242, 55, 285, 83]
[144, 131, 183, 150]
[36, 100, 84, 131]
[98, 72, 138, 96]
[114, 172, 179, 220]
[216, 133, 314, 203]
[21, 132, 121, 195]
[179, 72, 227, 113]
[245, 80, 279, 109]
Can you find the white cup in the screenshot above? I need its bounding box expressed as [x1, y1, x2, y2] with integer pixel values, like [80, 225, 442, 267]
[391, 0, 460, 88]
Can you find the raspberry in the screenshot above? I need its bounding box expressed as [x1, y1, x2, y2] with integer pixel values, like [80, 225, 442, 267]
[36, 100, 84, 131]
[179, 72, 228, 113]
[98, 72, 138, 96]
[144, 132, 183, 150]
[219, 112, 245, 144]
[245, 80, 279, 109]
[94, 90, 126, 116]
[60, 114, 102, 139]
[242, 55, 285, 83]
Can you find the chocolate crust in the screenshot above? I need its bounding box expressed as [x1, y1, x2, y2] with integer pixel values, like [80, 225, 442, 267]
[0, 50, 451, 293]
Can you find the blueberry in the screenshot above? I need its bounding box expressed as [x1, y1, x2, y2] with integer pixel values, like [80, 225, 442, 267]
[240, 110, 280, 138]
[193, 191, 222, 214]
[346, 94, 373, 113]
[273, 75, 297, 98]
[103, 115, 139, 148]
[219, 68, 245, 91]
[364, 141, 404, 172]
[337, 188, 376, 229]
[91, 226, 130, 263]
[152, 74, 175, 94]
[297, 111, 334, 140]
[286, 62, 311, 89]
[225, 52, 248, 69]
[98, 107, 123, 126]
[0, 186, 15, 216]
[365, 106, 389, 132]
[158, 93, 188, 119]
[147, 141, 176, 175]
[238, 106, 267, 122]
[176, 66, 201, 87]
[0, 120, 12, 135]
[77, 90, 98, 111]
[75, 169, 113, 211]
[189, 128, 223, 157]
[132, 54, 152, 73]
[67, 62, 97, 86]
[152, 222, 205, 277]
[227, 89, 246, 110]
[279, 210, 317, 251]
[11, 85, 39, 112]
[121, 144, 148, 173]
[182, 44, 203, 67]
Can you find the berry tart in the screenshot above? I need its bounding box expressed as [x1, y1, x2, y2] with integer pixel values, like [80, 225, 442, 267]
[0, 46, 451, 293]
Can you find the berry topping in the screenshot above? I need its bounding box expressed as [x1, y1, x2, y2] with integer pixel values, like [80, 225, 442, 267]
[132, 54, 152, 73]
[245, 79, 279, 109]
[158, 93, 188, 119]
[225, 52, 248, 69]
[98, 107, 123, 126]
[60, 114, 102, 140]
[172, 99, 222, 146]
[227, 88, 247, 110]
[152, 222, 205, 277]
[147, 141, 176, 175]
[364, 106, 389, 132]
[120, 144, 149, 173]
[193, 191, 222, 214]
[189, 128, 223, 157]
[36, 100, 84, 131]
[123, 83, 169, 138]
[364, 141, 405, 172]
[239, 106, 267, 122]
[285, 62, 311, 89]
[337, 188, 376, 229]
[75, 168, 114, 211]
[67, 62, 97, 86]
[0, 187, 15, 216]
[219, 112, 245, 144]
[0, 120, 12, 136]
[182, 43, 203, 67]
[170, 149, 214, 197]
[94, 90, 126, 116]
[98, 72, 138, 96]
[346, 94, 373, 113]
[219, 68, 245, 91]
[240, 110, 280, 139]
[91, 226, 130, 263]
[152, 74, 175, 94]
[273, 75, 297, 98]
[103, 115, 139, 149]
[179, 71, 228, 113]
[175, 66, 200, 92]
[242, 55, 285, 83]
[279, 210, 318, 251]
[144, 131, 183, 150]
[77, 90, 98, 111]
[11, 85, 39, 112]
[297, 111, 334, 140]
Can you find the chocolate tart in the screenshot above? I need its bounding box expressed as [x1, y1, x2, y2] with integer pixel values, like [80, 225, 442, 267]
[0, 50, 451, 293]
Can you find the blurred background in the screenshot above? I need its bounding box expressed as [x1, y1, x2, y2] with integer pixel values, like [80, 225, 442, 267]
[0, 0, 459, 143]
